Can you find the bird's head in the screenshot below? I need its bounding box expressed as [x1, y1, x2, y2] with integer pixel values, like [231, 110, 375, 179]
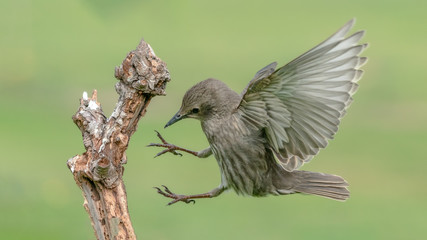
[164, 78, 240, 128]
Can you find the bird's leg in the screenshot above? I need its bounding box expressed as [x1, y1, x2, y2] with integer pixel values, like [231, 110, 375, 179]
[148, 130, 212, 158]
[154, 185, 224, 205]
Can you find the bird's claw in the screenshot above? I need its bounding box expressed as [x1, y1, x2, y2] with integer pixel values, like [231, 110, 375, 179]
[148, 143, 183, 157]
[154, 185, 196, 205]
[148, 131, 183, 157]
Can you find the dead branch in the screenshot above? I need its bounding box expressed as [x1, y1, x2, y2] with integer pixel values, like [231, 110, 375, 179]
[67, 39, 170, 240]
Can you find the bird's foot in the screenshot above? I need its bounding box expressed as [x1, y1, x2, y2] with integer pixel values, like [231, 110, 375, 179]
[154, 185, 196, 206]
[147, 131, 183, 157]
[147, 130, 198, 157]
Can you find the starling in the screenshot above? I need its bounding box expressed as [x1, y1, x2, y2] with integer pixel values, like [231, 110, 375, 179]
[149, 19, 367, 205]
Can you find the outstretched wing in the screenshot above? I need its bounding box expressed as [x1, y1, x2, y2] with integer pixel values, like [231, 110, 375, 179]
[237, 19, 367, 172]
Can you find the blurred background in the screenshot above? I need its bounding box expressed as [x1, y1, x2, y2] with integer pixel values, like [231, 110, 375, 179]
[1, 0, 426, 239]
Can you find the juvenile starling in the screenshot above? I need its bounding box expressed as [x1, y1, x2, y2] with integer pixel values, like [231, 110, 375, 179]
[149, 19, 367, 205]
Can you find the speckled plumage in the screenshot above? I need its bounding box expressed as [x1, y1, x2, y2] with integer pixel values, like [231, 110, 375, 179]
[155, 19, 367, 203]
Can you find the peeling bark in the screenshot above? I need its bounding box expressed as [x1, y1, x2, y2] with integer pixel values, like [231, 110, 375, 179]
[67, 39, 170, 240]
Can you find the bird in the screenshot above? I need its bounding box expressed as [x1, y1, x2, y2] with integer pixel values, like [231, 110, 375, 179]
[149, 19, 367, 205]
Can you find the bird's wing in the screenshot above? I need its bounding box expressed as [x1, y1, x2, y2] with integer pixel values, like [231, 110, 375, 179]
[236, 19, 367, 172]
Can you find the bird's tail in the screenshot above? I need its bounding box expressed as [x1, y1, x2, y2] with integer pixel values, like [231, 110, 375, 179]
[277, 170, 350, 201]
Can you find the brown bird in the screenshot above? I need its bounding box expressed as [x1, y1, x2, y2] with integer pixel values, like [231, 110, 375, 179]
[149, 19, 367, 205]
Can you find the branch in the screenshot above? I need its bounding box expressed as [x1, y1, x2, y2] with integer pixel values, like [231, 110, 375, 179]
[67, 39, 170, 240]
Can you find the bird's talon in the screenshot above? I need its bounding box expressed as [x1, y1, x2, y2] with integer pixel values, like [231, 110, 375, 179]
[154, 149, 169, 158]
[149, 131, 184, 157]
[155, 185, 195, 205]
[161, 185, 173, 194]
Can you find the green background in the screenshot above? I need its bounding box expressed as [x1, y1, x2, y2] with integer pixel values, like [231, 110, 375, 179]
[1, 0, 426, 239]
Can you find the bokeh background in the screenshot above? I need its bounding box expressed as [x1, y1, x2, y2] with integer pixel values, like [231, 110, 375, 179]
[1, 0, 426, 239]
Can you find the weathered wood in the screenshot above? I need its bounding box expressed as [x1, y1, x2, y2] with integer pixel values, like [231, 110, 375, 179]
[67, 39, 170, 240]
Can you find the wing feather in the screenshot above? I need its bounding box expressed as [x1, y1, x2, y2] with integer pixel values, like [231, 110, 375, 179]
[236, 19, 367, 171]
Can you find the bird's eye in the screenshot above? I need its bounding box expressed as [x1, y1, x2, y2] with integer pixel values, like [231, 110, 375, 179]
[192, 108, 199, 114]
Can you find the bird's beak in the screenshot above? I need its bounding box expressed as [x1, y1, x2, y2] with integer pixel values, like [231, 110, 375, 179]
[164, 111, 184, 128]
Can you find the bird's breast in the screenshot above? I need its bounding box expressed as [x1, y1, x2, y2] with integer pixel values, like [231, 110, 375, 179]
[201, 116, 273, 196]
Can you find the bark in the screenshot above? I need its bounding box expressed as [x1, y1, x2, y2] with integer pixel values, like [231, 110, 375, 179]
[67, 39, 170, 240]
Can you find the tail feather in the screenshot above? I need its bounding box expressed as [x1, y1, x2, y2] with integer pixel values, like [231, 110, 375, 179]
[284, 171, 350, 201]
[295, 186, 349, 201]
